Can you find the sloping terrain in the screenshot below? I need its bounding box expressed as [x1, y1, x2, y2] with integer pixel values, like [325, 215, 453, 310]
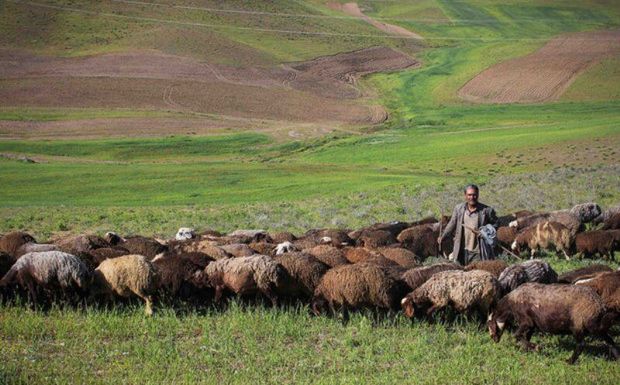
[328, 2, 423, 39]
[458, 30, 620, 104]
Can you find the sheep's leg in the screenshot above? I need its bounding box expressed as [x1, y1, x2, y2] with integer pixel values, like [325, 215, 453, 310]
[600, 333, 620, 360]
[341, 303, 350, 325]
[328, 301, 337, 318]
[214, 284, 225, 304]
[515, 325, 537, 351]
[426, 304, 441, 323]
[143, 295, 154, 316]
[562, 249, 570, 261]
[263, 284, 279, 308]
[567, 335, 585, 365]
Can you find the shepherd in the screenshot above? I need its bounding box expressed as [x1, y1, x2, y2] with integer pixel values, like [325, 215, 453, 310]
[438, 184, 498, 265]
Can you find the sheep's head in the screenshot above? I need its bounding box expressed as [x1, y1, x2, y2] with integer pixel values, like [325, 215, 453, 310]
[400, 296, 415, 318]
[311, 295, 327, 316]
[105, 232, 124, 246]
[176, 227, 196, 241]
[275, 241, 297, 255]
[487, 312, 505, 343]
[508, 220, 518, 228]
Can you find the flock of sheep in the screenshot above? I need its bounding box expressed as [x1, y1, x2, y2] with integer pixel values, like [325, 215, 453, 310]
[0, 202, 619, 364]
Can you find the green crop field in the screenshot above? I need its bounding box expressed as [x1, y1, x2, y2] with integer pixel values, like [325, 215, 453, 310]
[1, 0, 620, 384]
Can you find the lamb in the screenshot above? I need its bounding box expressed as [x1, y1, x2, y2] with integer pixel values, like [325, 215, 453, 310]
[601, 213, 620, 230]
[273, 252, 329, 300]
[464, 260, 508, 278]
[498, 259, 558, 295]
[376, 247, 418, 268]
[511, 221, 572, 260]
[91, 254, 158, 315]
[400, 263, 463, 291]
[509, 211, 581, 237]
[487, 283, 619, 364]
[575, 271, 620, 314]
[574, 230, 620, 260]
[558, 264, 614, 284]
[0, 231, 36, 257]
[570, 202, 602, 224]
[401, 270, 500, 322]
[303, 245, 349, 267]
[203, 255, 286, 306]
[0, 251, 92, 305]
[311, 263, 408, 322]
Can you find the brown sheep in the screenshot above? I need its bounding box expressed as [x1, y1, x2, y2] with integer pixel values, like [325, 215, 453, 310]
[498, 259, 558, 295]
[356, 230, 397, 248]
[248, 241, 277, 256]
[91, 254, 158, 316]
[152, 256, 209, 302]
[342, 247, 384, 264]
[401, 270, 500, 322]
[349, 221, 411, 241]
[54, 234, 109, 257]
[121, 236, 168, 259]
[167, 239, 231, 260]
[464, 260, 508, 278]
[397, 224, 442, 260]
[601, 213, 620, 230]
[220, 243, 255, 257]
[593, 206, 620, 225]
[511, 221, 572, 260]
[273, 252, 329, 300]
[496, 226, 517, 250]
[510, 211, 581, 237]
[303, 245, 349, 268]
[400, 263, 463, 291]
[0, 251, 15, 280]
[558, 264, 614, 284]
[574, 230, 620, 260]
[570, 202, 602, 224]
[87, 247, 130, 267]
[0, 231, 36, 257]
[575, 271, 620, 314]
[311, 263, 408, 322]
[488, 283, 619, 364]
[269, 232, 297, 243]
[377, 247, 418, 268]
[304, 228, 353, 247]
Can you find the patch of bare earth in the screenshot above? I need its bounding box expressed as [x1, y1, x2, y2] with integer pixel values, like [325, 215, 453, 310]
[459, 30, 620, 104]
[328, 2, 423, 39]
[0, 47, 417, 139]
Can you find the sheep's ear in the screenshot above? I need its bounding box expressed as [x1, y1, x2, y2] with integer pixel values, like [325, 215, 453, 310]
[401, 297, 415, 318]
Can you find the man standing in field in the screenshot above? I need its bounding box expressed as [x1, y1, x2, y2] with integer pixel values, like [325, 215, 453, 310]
[438, 184, 498, 265]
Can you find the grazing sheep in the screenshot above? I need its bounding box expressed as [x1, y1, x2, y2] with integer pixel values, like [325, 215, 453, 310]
[0, 251, 92, 305]
[204, 255, 285, 306]
[356, 230, 396, 248]
[175, 227, 196, 241]
[570, 203, 602, 224]
[14, 242, 59, 258]
[91, 254, 158, 316]
[54, 234, 109, 256]
[349, 221, 410, 242]
[0, 251, 15, 280]
[229, 229, 268, 239]
[273, 252, 329, 300]
[270, 232, 297, 243]
[196, 229, 223, 238]
[509, 211, 580, 237]
[152, 256, 208, 302]
[401, 263, 463, 291]
[220, 243, 255, 258]
[464, 260, 508, 278]
[0, 231, 36, 257]
[87, 247, 129, 267]
[601, 213, 620, 230]
[487, 283, 619, 364]
[304, 229, 353, 247]
[558, 264, 614, 284]
[593, 206, 620, 225]
[511, 221, 572, 260]
[496, 226, 518, 250]
[274, 241, 299, 255]
[304, 245, 349, 267]
[401, 270, 500, 322]
[120, 236, 168, 259]
[167, 239, 231, 260]
[575, 271, 620, 314]
[311, 263, 408, 322]
[342, 247, 384, 264]
[249, 241, 278, 256]
[498, 259, 558, 295]
[397, 224, 441, 260]
[575, 230, 620, 260]
[377, 247, 418, 268]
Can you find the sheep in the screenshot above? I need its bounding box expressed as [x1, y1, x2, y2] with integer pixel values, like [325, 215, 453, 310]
[376, 247, 418, 268]
[592, 206, 620, 225]
[228, 229, 268, 239]
[496, 226, 517, 250]
[498, 259, 558, 295]
[401, 270, 500, 321]
[14, 242, 59, 258]
[91, 254, 158, 316]
[87, 247, 129, 267]
[0, 251, 15, 280]
[274, 241, 299, 255]
[511, 221, 572, 260]
[311, 263, 408, 322]
[0, 231, 36, 257]
[401, 263, 463, 291]
[273, 252, 329, 300]
[203, 255, 286, 306]
[303, 245, 349, 267]
[509, 211, 581, 237]
[574, 230, 620, 260]
[356, 230, 396, 248]
[397, 224, 440, 259]
[0, 251, 92, 305]
[349, 221, 410, 242]
[601, 213, 620, 230]
[220, 243, 255, 258]
[464, 260, 508, 278]
[558, 264, 614, 284]
[151, 256, 209, 303]
[342, 247, 384, 264]
[120, 236, 168, 259]
[570, 202, 602, 224]
[269, 232, 297, 243]
[248, 241, 278, 256]
[304, 228, 353, 247]
[175, 227, 196, 241]
[487, 283, 619, 364]
[54, 234, 109, 257]
[167, 239, 231, 260]
[575, 271, 620, 312]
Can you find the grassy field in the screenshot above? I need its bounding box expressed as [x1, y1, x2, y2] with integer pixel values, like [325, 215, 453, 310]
[1, 1, 620, 384]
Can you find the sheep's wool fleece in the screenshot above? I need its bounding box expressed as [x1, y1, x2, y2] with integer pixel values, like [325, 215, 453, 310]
[95, 254, 156, 296]
[205, 255, 281, 290]
[12, 251, 90, 287]
[413, 270, 499, 311]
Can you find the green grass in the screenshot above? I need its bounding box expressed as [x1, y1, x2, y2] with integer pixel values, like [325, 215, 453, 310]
[562, 56, 620, 101]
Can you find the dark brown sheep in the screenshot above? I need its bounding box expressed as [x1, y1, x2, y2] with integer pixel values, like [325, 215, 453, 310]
[220, 243, 255, 257]
[54, 234, 109, 257]
[400, 263, 463, 291]
[496, 226, 517, 250]
[0, 251, 16, 280]
[510, 211, 581, 237]
[574, 230, 620, 260]
[498, 259, 558, 295]
[269, 232, 297, 243]
[377, 247, 418, 268]
[464, 260, 508, 278]
[488, 283, 619, 364]
[167, 239, 231, 260]
[303, 245, 349, 267]
[304, 228, 353, 247]
[311, 263, 408, 322]
[575, 271, 620, 314]
[601, 213, 620, 230]
[397, 224, 441, 260]
[0, 231, 36, 257]
[349, 221, 411, 241]
[152, 256, 209, 302]
[558, 264, 614, 284]
[273, 252, 329, 300]
[342, 247, 384, 264]
[356, 230, 396, 248]
[248, 241, 277, 256]
[87, 247, 130, 267]
[121, 236, 168, 259]
[511, 221, 572, 260]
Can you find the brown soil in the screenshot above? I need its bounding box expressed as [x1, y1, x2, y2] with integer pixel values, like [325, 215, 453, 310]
[0, 47, 417, 139]
[329, 2, 423, 39]
[458, 30, 620, 104]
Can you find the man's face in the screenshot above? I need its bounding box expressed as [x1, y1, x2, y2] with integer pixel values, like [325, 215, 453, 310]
[465, 188, 479, 206]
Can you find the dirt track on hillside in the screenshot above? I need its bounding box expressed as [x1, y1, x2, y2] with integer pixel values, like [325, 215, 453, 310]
[328, 2, 422, 39]
[458, 30, 620, 104]
[0, 47, 416, 139]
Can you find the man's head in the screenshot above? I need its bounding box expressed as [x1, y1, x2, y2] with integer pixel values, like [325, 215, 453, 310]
[463, 184, 479, 207]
